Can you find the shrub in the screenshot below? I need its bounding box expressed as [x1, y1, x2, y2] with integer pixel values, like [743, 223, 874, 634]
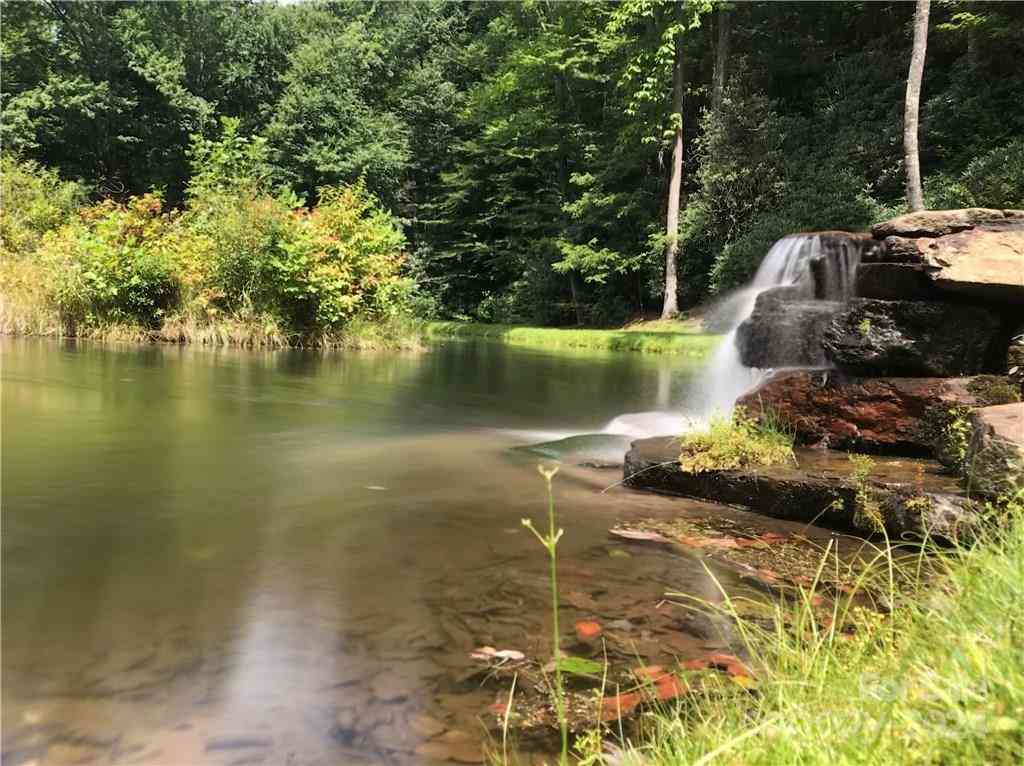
[678, 408, 796, 473]
[41, 194, 179, 327]
[0, 156, 86, 256]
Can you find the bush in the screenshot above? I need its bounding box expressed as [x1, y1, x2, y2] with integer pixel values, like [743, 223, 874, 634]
[925, 140, 1024, 210]
[0, 156, 86, 256]
[41, 194, 179, 327]
[678, 408, 796, 473]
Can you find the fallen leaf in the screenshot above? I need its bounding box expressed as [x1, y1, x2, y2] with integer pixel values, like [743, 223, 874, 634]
[575, 620, 603, 642]
[654, 675, 688, 700]
[600, 691, 642, 721]
[609, 528, 672, 545]
[548, 656, 604, 677]
[760, 532, 788, 543]
[470, 647, 524, 662]
[705, 653, 753, 679]
[632, 665, 666, 682]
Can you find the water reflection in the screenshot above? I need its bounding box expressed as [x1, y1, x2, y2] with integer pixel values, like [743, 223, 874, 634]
[3, 339, 796, 765]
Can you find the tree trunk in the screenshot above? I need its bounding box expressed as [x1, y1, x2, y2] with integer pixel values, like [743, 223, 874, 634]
[661, 28, 685, 320]
[568, 272, 584, 326]
[903, 0, 930, 212]
[712, 5, 730, 113]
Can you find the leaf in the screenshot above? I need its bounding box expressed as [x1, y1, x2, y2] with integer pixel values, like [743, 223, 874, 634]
[551, 656, 604, 677]
[632, 665, 666, 681]
[655, 675, 688, 700]
[471, 646, 525, 662]
[574, 620, 603, 642]
[609, 528, 672, 545]
[600, 691, 642, 721]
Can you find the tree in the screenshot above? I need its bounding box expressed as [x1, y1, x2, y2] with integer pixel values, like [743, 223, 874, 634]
[712, 3, 730, 113]
[662, 20, 685, 318]
[904, 0, 930, 212]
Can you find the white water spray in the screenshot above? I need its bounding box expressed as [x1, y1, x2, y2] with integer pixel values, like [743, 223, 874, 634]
[685, 233, 861, 421]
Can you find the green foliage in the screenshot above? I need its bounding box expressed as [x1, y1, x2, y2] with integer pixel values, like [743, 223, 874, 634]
[41, 194, 178, 326]
[0, 156, 86, 256]
[4, 1, 1024, 325]
[678, 408, 796, 473]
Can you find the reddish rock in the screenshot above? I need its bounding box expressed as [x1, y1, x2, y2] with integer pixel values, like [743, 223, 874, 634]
[737, 372, 993, 454]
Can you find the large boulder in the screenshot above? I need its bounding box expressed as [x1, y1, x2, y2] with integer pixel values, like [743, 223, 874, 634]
[735, 288, 840, 368]
[822, 299, 1002, 376]
[965, 403, 1024, 497]
[917, 227, 1024, 303]
[871, 208, 1022, 238]
[736, 371, 1018, 455]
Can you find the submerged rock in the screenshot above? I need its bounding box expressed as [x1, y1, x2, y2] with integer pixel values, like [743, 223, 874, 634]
[823, 299, 1002, 377]
[966, 403, 1024, 497]
[514, 434, 633, 467]
[623, 437, 979, 541]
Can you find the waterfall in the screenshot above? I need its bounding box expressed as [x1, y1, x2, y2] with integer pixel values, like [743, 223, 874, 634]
[685, 233, 862, 420]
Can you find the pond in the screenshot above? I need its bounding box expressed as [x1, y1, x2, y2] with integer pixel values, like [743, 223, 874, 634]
[2, 338, 843, 766]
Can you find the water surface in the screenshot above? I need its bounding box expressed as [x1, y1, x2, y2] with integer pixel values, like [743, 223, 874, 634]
[3, 338, 819, 765]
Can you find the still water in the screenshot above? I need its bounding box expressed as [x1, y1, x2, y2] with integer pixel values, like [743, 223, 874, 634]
[3, 338, 809, 765]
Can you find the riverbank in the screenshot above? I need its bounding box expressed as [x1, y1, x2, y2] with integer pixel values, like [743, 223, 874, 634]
[0, 306, 721, 356]
[620, 492, 1024, 765]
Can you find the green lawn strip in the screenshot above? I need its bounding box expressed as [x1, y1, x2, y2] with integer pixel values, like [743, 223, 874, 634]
[423, 321, 721, 356]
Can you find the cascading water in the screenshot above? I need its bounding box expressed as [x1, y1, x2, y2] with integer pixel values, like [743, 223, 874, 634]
[684, 233, 862, 420]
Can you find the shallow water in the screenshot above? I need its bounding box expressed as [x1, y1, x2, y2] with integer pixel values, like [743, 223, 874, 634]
[3, 338, 833, 765]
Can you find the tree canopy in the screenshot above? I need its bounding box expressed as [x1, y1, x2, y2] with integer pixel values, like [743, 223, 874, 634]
[3, 0, 1023, 327]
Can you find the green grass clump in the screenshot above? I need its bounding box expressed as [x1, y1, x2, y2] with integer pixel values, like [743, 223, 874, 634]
[678, 408, 796, 473]
[423, 322, 720, 356]
[621, 491, 1024, 766]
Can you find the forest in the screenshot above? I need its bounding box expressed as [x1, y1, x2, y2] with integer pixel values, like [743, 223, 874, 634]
[2, 0, 1023, 340]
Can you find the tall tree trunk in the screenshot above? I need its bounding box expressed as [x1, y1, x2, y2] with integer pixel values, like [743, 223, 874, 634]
[903, 0, 930, 212]
[661, 28, 685, 319]
[712, 4, 730, 113]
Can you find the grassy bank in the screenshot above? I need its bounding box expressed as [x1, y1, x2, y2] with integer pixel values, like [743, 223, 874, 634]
[619, 495, 1024, 765]
[423, 321, 720, 356]
[0, 293, 720, 356]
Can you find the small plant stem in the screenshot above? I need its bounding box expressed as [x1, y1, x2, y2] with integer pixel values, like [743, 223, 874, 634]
[545, 473, 569, 765]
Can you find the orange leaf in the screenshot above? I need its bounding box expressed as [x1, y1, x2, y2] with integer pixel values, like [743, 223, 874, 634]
[575, 620, 603, 642]
[655, 675, 688, 700]
[632, 665, 667, 682]
[600, 691, 642, 721]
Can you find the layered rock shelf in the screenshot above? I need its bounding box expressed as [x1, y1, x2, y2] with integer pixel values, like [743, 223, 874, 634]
[626, 208, 1023, 541]
[624, 438, 978, 542]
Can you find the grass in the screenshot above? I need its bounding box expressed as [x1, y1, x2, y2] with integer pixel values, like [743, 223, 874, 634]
[610, 491, 1024, 766]
[678, 407, 796, 473]
[422, 321, 720, 356]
